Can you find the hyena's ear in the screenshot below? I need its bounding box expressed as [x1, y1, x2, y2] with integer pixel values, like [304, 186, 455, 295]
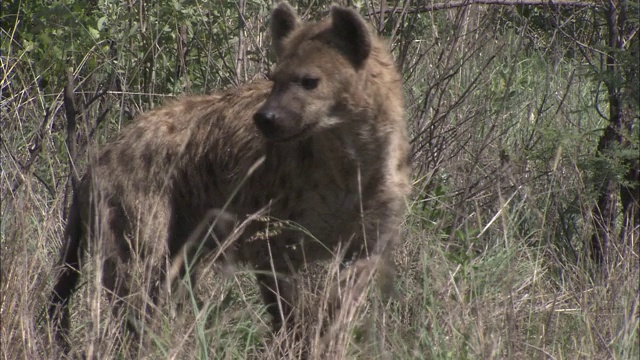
[330, 6, 372, 68]
[271, 2, 300, 57]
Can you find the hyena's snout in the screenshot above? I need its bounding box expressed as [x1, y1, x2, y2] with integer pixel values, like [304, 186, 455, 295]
[253, 106, 280, 139]
[253, 103, 304, 142]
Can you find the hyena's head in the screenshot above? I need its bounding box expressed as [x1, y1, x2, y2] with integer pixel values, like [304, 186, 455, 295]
[253, 2, 374, 142]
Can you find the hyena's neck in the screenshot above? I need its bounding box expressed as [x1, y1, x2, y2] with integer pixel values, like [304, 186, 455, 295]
[261, 122, 385, 190]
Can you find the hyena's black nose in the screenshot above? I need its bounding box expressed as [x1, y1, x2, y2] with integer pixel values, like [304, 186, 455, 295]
[253, 110, 279, 137]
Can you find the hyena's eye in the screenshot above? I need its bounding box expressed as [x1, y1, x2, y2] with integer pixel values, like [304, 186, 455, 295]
[299, 76, 319, 90]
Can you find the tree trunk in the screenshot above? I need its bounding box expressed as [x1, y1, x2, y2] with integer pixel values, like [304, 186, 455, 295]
[589, 0, 639, 265]
[590, 127, 620, 265]
[619, 7, 640, 253]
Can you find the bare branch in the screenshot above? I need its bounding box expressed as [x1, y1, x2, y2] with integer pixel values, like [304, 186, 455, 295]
[63, 71, 78, 221]
[64, 71, 78, 189]
[367, 0, 597, 15]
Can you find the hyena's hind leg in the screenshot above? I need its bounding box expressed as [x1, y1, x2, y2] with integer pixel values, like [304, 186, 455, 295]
[89, 202, 162, 354]
[165, 208, 240, 315]
[94, 256, 165, 355]
[98, 256, 147, 353]
[47, 210, 84, 352]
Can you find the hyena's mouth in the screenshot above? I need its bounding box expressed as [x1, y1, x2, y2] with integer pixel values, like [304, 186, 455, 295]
[264, 123, 317, 143]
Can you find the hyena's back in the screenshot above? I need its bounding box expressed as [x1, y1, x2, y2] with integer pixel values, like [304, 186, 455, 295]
[76, 81, 272, 256]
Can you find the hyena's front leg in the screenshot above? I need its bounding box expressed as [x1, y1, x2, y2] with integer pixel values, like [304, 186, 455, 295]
[329, 200, 405, 318]
[254, 247, 305, 357]
[255, 270, 297, 332]
[250, 227, 303, 334]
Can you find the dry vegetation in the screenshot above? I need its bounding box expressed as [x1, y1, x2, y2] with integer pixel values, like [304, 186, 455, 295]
[1, 1, 638, 359]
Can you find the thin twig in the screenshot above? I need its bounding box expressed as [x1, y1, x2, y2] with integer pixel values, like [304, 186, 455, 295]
[8, 107, 52, 195]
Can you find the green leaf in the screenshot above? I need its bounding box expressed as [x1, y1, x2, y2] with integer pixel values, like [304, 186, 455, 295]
[87, 26, 100, 40]
[97, 16, 108, 31]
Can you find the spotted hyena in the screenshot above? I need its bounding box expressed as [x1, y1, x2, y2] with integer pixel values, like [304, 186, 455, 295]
[48, 1, 410, 351]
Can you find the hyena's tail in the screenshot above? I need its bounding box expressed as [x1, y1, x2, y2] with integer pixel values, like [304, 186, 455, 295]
[48, 191, 85, 352]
